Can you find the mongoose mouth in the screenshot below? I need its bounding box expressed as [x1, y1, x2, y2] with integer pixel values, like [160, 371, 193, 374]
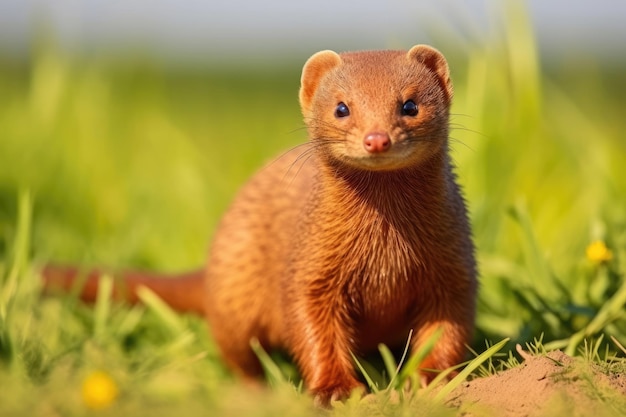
[332, 138, 440, 172]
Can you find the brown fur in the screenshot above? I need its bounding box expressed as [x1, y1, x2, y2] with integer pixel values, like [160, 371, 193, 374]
[42, 45, 477, 406]
[42, 265, 205, 314]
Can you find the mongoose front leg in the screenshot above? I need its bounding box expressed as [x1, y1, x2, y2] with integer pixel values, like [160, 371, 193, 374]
[287, 285, 364, 406]
[412, 319, 473, 385]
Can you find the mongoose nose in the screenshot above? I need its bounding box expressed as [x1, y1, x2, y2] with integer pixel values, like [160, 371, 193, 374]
[363, 132, 391, 153]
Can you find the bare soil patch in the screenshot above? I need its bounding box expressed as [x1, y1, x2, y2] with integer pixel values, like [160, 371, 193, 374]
[448, 349, 626, 417]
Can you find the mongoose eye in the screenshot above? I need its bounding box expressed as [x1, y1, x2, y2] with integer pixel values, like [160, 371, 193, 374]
[401, 100, 419, 117]
[334, 102, 350, 118]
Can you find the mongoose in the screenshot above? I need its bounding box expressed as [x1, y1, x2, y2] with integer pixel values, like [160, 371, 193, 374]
[43, 45, 477, 405]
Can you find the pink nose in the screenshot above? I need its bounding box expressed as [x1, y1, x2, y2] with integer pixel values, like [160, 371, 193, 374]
[363, 132, 391, 153]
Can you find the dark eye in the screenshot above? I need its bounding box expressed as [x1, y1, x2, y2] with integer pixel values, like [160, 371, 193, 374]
[334, 102, 350, 118]
[401, 100, 418, 117]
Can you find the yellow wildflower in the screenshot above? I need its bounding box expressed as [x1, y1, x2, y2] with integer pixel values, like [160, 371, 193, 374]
[586, 240, 613, 264]
[81, 371, 118, 409]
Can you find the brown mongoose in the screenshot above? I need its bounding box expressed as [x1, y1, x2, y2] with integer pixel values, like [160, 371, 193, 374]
[43, 44, 477, 405]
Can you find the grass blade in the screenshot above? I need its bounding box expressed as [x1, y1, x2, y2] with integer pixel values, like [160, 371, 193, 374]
[381, 329, 413, 390]
[565, 277, 626, 356]
[433, 338, 510, 402]
[351, 352, 379, 393]
[379, 344, 398, 385]
[93, 274, 113, 341]
[250, 338, 286, 387]
[136, 286, 186, 335]
[1, 190, 32, 320]
[397, 328, 442, 386]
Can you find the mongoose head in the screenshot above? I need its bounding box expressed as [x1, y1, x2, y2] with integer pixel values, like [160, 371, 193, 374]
[299, 45, 453, 172]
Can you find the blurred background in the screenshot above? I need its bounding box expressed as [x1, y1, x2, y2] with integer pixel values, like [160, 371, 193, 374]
[1, 1, 625, 64]
[0, 0, 625, 352]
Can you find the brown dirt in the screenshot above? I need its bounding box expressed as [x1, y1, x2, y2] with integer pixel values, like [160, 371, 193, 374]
[448, 348, 626, 417]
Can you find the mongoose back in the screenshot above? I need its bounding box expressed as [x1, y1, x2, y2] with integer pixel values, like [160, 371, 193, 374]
[43, 45, 477, 406]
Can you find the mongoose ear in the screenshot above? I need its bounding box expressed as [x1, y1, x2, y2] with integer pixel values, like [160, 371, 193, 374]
[299, 50, 342, 117]
[407, 45, 453, 103]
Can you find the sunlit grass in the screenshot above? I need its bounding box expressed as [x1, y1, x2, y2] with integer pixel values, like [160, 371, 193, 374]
[1, 4, 625, 416]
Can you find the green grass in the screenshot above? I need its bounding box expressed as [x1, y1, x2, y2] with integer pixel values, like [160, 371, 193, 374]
[1, 4, 626, 416]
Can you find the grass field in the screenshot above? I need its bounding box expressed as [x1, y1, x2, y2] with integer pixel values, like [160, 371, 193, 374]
[1, 6, 626, 416]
